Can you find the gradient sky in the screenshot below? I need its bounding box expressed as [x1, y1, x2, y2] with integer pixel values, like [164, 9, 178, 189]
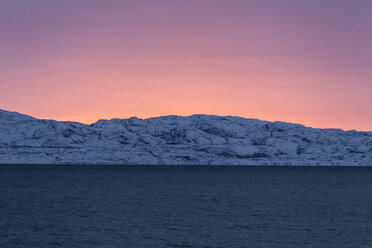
[0, 0, 371, 131]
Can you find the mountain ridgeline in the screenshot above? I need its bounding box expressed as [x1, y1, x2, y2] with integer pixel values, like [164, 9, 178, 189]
[0, 109, 371, 165]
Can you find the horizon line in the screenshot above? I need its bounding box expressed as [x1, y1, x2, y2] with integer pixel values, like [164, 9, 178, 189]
[1, 108, 370, 133]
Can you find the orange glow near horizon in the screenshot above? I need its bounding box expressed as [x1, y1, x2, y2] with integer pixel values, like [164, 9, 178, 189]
[0, 1, 371, 131]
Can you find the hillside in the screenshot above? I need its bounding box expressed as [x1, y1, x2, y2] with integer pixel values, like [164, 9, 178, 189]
[0, 109, 371, 165]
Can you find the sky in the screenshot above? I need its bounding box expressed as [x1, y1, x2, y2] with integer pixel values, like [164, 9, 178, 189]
[0, 0, 371, 131]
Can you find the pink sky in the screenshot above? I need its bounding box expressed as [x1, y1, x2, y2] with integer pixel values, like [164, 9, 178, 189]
[0, 1, 371, 131]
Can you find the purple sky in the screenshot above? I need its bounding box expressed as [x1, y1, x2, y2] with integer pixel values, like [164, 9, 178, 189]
[0, 0, 371, 130]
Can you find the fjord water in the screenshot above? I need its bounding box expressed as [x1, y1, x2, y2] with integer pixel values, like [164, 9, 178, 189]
[1, 165, 372, 248]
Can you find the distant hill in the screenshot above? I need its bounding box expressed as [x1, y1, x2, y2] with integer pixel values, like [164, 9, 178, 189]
[0, 109, 371, 165]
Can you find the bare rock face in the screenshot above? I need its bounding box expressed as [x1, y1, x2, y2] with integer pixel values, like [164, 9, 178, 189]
[0, 109, 371, 165]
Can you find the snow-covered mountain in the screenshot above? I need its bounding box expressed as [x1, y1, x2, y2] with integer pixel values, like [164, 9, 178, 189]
[0, 109, 371, 165]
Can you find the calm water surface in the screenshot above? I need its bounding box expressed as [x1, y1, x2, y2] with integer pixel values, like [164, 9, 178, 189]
[1, 165, 372, 248]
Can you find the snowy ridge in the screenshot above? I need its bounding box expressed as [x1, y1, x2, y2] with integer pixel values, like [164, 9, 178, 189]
[0, 109, 371, 165]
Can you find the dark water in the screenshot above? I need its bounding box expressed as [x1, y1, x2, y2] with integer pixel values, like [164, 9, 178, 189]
[1, 165, 372, 248]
